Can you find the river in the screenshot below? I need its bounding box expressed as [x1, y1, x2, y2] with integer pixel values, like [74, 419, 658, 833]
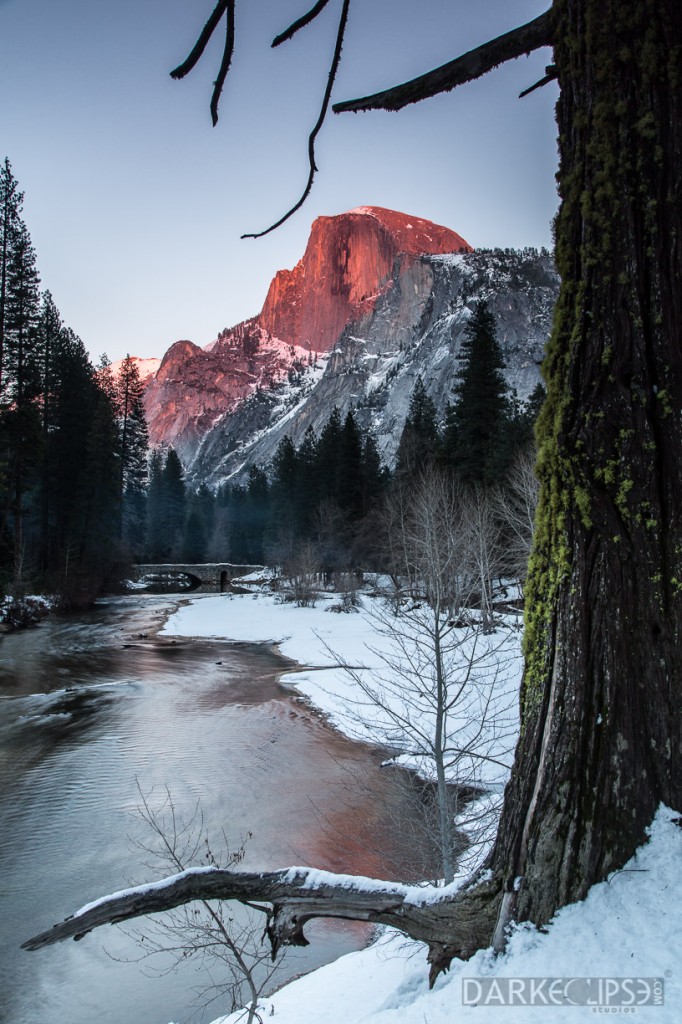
[0, 595, 429, 1024]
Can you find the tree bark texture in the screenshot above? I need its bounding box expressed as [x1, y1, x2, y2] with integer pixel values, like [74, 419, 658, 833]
[489, 0, 682, 929]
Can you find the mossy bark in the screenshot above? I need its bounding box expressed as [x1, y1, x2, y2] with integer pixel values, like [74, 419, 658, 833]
[490, 0, 682, 927]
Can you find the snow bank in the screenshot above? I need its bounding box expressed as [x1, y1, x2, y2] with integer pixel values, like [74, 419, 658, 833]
[164, 593, 680, 1024]
[162, 591, 521, 790]
[210, 807, 681, 1024]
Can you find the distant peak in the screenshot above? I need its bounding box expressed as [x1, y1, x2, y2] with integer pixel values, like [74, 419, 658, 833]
[336, 205, 472, 255]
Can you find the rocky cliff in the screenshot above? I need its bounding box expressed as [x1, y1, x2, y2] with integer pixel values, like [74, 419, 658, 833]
[140, 207, 559, 484]
[142, 207, 471, 460]
[190, 246, 559, 488]
[259, 206, 471, 353]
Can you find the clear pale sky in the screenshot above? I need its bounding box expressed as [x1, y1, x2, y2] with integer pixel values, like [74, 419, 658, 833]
[0, 0, 559, 363]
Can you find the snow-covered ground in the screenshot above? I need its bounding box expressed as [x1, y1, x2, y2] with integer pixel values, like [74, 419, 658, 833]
[207, 807, 681, 1024]
[162, 590, 521, 786]
[161, 590, 681, 1024]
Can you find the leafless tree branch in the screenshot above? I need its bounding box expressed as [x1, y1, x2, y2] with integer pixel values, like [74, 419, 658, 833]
[242, 0, 351, 238]
[272, 0, 333, 48]
[170, 1, 229, 82]
[211, 1, 236, 127]
[332, 9, 554, 114]
[519, 64, 558, 99]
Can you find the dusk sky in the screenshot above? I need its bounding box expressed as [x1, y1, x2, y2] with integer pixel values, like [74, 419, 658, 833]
[0, 0, 559, 363]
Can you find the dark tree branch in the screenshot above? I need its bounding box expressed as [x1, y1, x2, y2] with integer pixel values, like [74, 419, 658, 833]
[272, 0, 333, 48]
[519, 64, 558, 98]
[22, 864, 501, 986]
[241, 0, 351, 239]
[332, 9, 554, 114]
[210, 0, 236, 127]
[170, 1, 229, 81]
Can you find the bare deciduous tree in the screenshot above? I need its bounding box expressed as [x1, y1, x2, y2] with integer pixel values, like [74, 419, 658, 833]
[493, 445, 539, 593]
[124, 788, 282, 1024]
[327, 471, 518, 885]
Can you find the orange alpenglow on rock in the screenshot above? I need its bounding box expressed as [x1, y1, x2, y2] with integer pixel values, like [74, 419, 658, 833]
[259, 207, 472, 354]
[141, 206, 471, 456]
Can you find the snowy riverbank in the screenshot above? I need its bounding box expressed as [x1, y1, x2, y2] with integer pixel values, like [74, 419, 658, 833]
[162, 590, 682, 1024]
[162, 589, 522, 788]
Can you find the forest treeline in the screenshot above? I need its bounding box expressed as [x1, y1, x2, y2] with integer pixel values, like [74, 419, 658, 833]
[0, 159, 149, 604]
[1, 159, 542, 603]
[141, 302, 543, 578]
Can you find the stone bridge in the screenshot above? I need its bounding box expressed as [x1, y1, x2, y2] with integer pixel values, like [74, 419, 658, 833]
[131, 563, 264, 593]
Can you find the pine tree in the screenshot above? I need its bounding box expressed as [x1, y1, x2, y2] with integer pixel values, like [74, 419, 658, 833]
[441, 301, 510, 485]
[74, 372, 121, 597]
[0, 158, 24, 396]
[115, 355, 149, 548]
[336, 409, 363, 521]
[145, 449, 165, 561]
[295, 425, 319, 533]
[359, 430, 386, 518]
[314, 406, 342, 503]
[244, 465, 269, 563]
[269, 435, 299, 525]
[161, 448, 186, 560]
[36, 291, 63, 571]
[1, 214, 41, 582]
[395, 376, 439, 480]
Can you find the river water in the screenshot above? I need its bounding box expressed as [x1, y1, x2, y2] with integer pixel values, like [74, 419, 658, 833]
[0, 595, 427, 1024]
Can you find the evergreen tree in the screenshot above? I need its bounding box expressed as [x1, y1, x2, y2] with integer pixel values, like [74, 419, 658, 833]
[1, 213, 41, 582]
[0, 158, 24, 395]
[359, 430, 386, 517]
[523, 381, 546, 433]
[161, 448, 186, 559]
[74, 373, 121, 596]
[336, 409, 363, 521]
[4, 217, 41, 405]
[295, 425, 319, 533]
[36, 291, 63, 571]
[244, 465, 269, 563]
[441, 301, 510, 485]
[269, 435, 299, 526]
[395, 376, 439, 480]
[145, 449, 165, 561]
[314, 406, 342, 503]
[115, 355, 149, 548]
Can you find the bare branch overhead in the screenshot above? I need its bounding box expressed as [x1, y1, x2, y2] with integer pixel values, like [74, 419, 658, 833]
[519, 64, 558, 99]
[170, 1, 228, 82]
[332, 9, 554, 114]
[211, 0, 236, 127]
[272, 0, 334, 48]
[170, 4, 554, 234]
[242, 0, 351, 239]
[169, 0, 235, 126]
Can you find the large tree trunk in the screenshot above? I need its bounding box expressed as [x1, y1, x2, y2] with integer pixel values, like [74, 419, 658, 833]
[22, 0, 682, 981]
[489, 0, 682, 933]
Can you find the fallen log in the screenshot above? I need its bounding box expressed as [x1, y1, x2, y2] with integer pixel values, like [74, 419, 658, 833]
[22, 864, 501, 986]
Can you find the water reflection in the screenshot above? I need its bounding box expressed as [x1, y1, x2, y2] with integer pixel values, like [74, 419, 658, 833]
[0, 596, 431, 1024]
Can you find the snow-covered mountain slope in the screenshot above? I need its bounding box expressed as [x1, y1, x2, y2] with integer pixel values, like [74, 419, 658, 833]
[188, 247, 559, 487]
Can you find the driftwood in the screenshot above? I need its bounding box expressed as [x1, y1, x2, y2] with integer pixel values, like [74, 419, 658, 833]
[22, 865, 501, 986]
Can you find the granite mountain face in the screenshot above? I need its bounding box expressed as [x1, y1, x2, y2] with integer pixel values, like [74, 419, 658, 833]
[139, 207, 559, 486]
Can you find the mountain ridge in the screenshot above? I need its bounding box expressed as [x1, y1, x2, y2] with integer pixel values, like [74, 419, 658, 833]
[131, 208, 558, 485]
